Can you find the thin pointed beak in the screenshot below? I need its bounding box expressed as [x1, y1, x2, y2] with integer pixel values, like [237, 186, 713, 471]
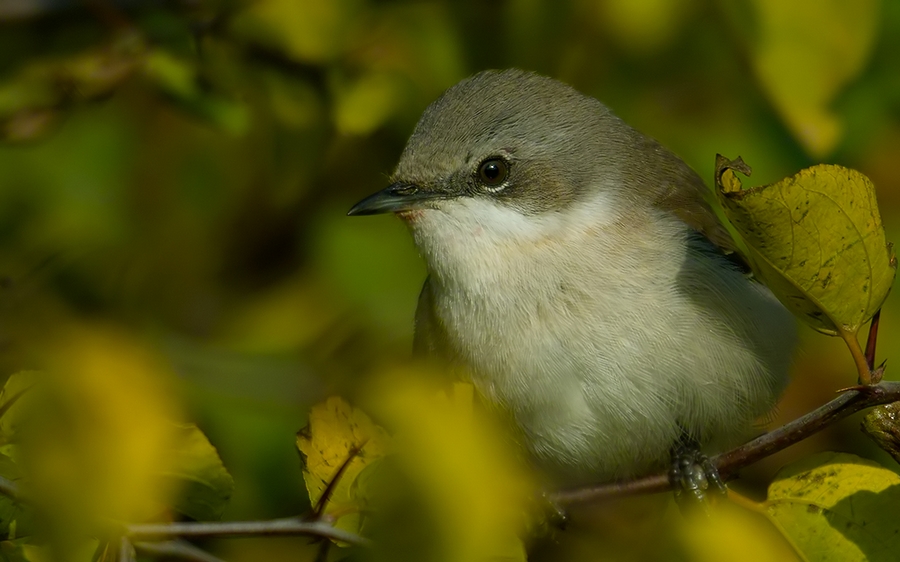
[347, 182, 439, 216]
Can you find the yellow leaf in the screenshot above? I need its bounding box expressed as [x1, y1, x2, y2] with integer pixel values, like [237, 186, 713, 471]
[715, 157, 896, 337]
[366, 370, 536, 561]
[20, 326, 186, 527]
[765, 452, 900, 562]
[228, 0, 364, 63]
[679, 499, 800, 562]
[296, 397, 389, 539]
[593, 0, 694, 54]
[332, 71, 403, 136]
[736, 0, 879, 156]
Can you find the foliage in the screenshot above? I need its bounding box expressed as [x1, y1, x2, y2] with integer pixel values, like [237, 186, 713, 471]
[1, 0, 900, 561]
[763, 452, 900, 562]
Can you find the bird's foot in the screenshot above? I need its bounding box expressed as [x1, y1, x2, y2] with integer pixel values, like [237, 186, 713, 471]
[669, 436, 726, 514]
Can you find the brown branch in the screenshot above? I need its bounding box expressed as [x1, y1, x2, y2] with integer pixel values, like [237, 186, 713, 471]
[550, 380, 900, 506]
[126, 518, 371, 547]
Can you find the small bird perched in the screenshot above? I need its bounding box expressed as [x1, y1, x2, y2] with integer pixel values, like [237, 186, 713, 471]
[349, 69, 796, 487]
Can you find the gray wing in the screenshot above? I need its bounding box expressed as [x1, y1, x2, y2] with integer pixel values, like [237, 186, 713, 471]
[412, 276, 446, 358]
[629, 134, 738, 254]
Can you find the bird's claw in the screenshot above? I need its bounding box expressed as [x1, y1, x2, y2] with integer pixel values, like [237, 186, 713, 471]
[669, 439, 726, 513]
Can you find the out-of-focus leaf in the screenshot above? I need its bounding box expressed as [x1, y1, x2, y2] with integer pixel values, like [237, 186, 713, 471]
[765, 452, 900, 562]
[678, 498, 799, 562]
[260, 72, 323, 130]
[366, 373, 536, 561]
[354, 2, 465, 97]
[215, 275, 341, 354]
[143, 50, 248, 135]
[715, 157, 896, 337]
[162, 423, 234, 522]
[332, 71, 404, 136]
[594, 0, 694, 54]
[296, 396, 389, 540]
[0, 371, 36, 445]
[0, 38, 140, 141]
[0, 453, 26, 538]
[1, 540, 32, 562]
[229, 0, 365, 63]
[59, 40, 142, 99]
[21, 327, 183, 527]
[312, 209, 423, 338]
[861, 401, 900, 465]
[731, 0, 879, 156]
[19, 539, 97, 562]
[1, 110, 59, 142]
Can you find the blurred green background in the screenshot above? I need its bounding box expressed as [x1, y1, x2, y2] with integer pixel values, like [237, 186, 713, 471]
[0, 0, 898, 560]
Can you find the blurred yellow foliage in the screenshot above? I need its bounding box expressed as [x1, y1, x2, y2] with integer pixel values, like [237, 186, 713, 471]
[592, 0, 694, 54]
[740, 0, 879, 157]
[677, 499, 800, 561]
[366, 371, 537, 562]
[20, 327, 182, 526]
[333, 71, 404, 136]
[229, 0, 365, 63]
[1, 0, 900, 560]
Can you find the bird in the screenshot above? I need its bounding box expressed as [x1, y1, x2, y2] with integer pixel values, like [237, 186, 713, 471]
[348, 69, 796, 487]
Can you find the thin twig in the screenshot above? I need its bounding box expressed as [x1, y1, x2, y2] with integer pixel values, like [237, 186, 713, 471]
[134, 540, 227, 562]
[550, 381, 900, 506]
[126, 518, 371, 547]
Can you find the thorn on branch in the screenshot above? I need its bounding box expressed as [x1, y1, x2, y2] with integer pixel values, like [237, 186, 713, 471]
[865, 310, 882, 372]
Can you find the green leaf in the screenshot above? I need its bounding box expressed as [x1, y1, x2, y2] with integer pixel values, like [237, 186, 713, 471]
[765, 452, 900, 562]
[715, 157, 896, 337]
[143, 50, 249, 135]
[161, 423, 234, 521]
[0, 540, 31, 562]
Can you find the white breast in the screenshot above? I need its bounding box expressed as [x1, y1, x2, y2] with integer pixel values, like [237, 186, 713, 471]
[409, 194, 795, 485]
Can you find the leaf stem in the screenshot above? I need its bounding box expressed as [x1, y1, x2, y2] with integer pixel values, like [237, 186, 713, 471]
[726, 489, 765, 513]
[840, 329, 872, 385]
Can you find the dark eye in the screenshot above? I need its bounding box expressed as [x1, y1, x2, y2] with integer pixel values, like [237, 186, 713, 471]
[477, 158, 510, 189]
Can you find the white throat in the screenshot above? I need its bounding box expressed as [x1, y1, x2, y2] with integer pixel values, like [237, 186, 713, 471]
[407, 190, 627, 294]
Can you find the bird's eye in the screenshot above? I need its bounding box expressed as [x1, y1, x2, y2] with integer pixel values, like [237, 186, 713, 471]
[476, 158, 510, 189]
